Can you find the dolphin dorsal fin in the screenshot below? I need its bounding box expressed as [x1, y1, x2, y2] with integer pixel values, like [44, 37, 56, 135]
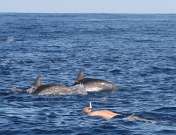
[33, 75, 42, 88]
[75, 71, 85, 83]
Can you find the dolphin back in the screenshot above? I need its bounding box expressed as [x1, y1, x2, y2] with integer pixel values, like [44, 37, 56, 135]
[33, 84, 87, 96]
[76, 78, 117, 92]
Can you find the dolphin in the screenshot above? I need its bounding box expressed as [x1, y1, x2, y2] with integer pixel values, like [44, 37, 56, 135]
[74, 71, 117, 92]
[14, 75, 87, 96]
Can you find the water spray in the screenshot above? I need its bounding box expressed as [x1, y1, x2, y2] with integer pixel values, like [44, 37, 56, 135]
[89, 101, 92, 109]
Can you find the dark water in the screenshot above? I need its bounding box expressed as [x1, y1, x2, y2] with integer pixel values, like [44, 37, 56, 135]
[0, 13, 176, 135]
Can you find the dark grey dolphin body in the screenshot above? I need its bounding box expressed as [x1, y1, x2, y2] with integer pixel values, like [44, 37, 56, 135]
[20, 75, 87, 96]
[74, 71, 117, 92]
[31, 83, 86, 96]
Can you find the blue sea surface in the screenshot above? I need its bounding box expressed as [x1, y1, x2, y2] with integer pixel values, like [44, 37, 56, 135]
[0, 13, 176, 135]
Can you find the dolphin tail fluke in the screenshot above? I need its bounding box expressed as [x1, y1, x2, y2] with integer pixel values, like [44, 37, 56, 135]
[75, 70, 85, 83]
[11, 85, 24, 93]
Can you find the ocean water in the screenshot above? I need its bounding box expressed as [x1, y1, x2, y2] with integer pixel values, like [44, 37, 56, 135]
[0, 13, 176, 135]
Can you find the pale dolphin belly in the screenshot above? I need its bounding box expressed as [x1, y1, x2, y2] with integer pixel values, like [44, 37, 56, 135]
[84, 82, 116, 92]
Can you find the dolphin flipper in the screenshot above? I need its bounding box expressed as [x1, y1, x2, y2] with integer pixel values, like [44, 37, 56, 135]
[11, 86, 24, 93]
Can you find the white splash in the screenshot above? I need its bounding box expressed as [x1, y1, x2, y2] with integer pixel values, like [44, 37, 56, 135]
[89, 101, 92, 108]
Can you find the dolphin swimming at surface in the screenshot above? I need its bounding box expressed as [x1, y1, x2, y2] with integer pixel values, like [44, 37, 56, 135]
[14, 75, 87, 96]
[73, 71, 117, 92]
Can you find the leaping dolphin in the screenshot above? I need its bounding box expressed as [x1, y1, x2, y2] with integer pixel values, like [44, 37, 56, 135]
[74, 71, 117, 92]
[14, 75, 87, 96]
